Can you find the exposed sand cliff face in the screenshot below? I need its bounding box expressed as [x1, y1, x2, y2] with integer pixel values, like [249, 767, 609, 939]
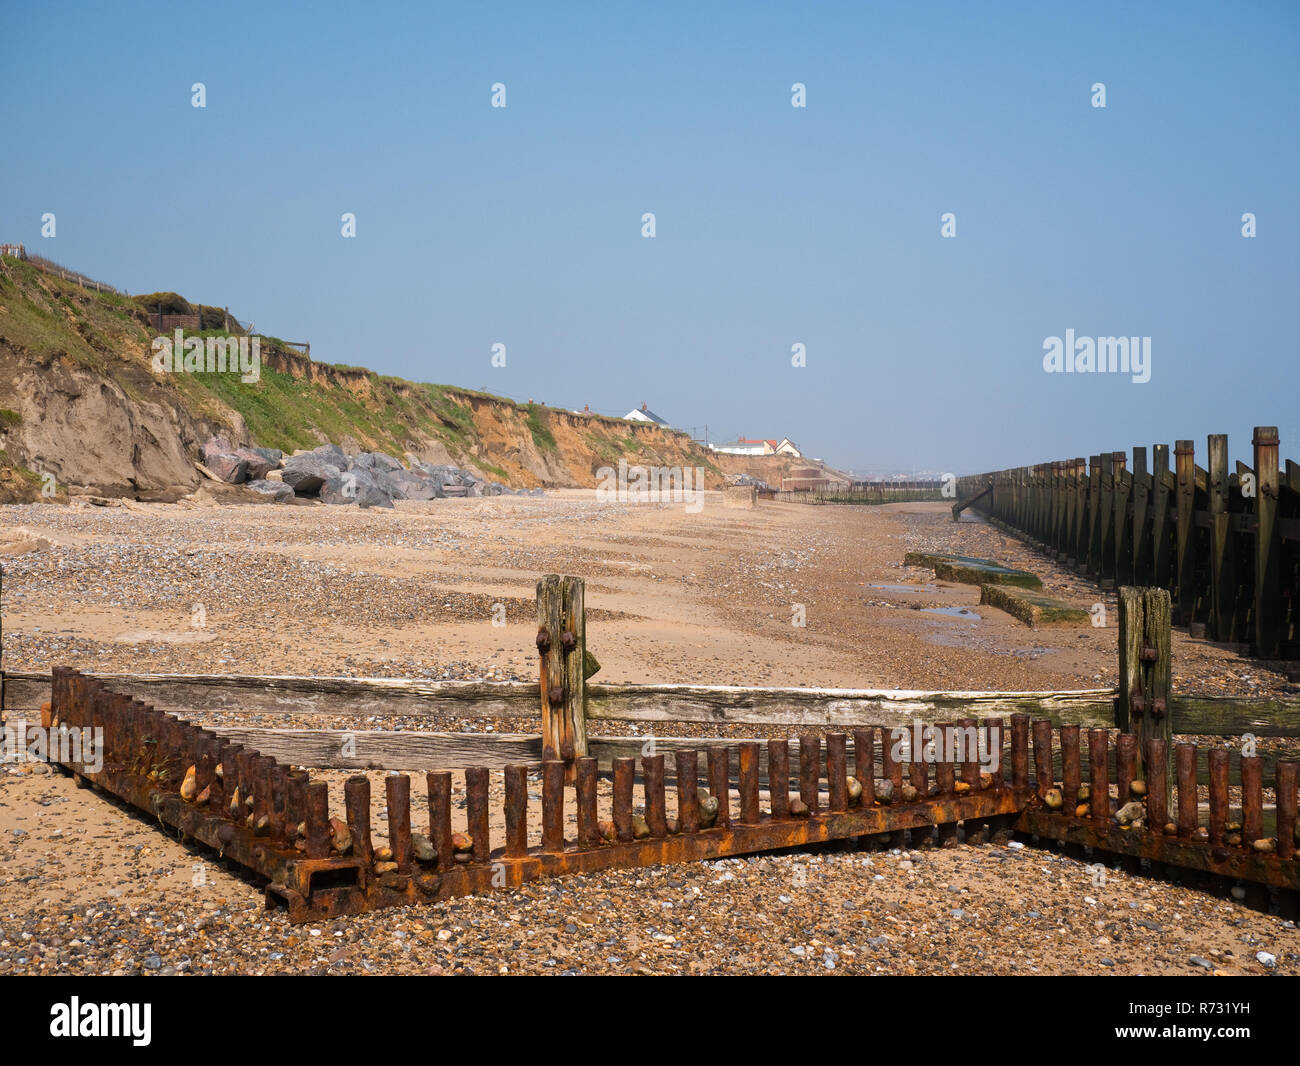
[0, 257, 827, 501]
[0, 350, 241, 501]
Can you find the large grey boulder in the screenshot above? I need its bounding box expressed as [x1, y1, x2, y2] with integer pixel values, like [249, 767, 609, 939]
[320, 470, 394, 509]
[234, 448, 277, 481]
[376, 468, 443, 501]
[282, 456, 342, 495]
[205, 452, 248, 484]
[200, 436, 235, 464]
[350, 451, 403, 474]
[252, 447, 283, 464]
[246, 479, 294, 502]
[298, 443, 346, 469]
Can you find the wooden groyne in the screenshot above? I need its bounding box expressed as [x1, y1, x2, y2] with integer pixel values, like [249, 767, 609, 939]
[955, 427, 1300, 658]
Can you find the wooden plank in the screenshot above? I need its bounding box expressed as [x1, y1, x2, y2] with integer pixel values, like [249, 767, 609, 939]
[1150, 444, 1172, 588]
[1207, 434, 1235, 641]
[586, 684, 1116, 727]
[1, 672, 541, 719]
[1086, 455, 1103, 578]
[20, 671, 1300, 740]
[1130, 447, 1151, 585]
[1174, 440, 1197, 625]
[1254, 427, 1282, 658]
[210, 727, 543, 769]
[1143, 588, 1173, 787]
[1, 671, 1118, 728]
[1170, 696, 1300, 737]
[1113, 451, 1133, 587]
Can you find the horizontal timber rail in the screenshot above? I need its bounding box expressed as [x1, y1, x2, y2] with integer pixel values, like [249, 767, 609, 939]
[10, 672, 1300, 742]
[955, 426, 1300, 657]
[44, 668, 1300, 921]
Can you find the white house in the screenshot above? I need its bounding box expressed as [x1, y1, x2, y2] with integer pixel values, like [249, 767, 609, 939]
[711, 438, 772, 456]
[624, 402, 670, 427]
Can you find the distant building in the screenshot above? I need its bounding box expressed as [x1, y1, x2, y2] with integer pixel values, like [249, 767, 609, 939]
[711, 436, 803, 457]
[711, 437, 771, 456]
[625, 402, 670, 427]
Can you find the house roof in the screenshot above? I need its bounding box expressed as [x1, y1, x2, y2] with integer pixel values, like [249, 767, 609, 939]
[626, 403, 669, 425]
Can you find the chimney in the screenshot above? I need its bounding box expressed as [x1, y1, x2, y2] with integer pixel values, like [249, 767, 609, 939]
[642, 402, 647, 411]
[583, 404, 590, 412]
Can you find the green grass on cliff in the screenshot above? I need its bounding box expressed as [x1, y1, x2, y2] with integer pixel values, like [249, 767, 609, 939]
[1, 258, 709, 478]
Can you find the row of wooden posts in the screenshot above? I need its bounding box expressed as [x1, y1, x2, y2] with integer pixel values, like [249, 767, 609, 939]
[955, 428, 1299, 658]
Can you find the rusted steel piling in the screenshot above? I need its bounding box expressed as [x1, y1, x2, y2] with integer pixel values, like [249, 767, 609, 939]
[42, 668, 1300, 924]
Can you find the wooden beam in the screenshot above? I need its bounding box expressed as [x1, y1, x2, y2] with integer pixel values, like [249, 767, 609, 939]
[1254, 426, 1282, 658]
[536, 574, 588, 770]
[1, 672, 1118, 729]
[1207, 434, 1235, 641]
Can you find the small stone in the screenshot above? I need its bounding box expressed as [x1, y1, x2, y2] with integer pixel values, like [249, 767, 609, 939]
[1075, 803, 1090, 818]
[846, 776, 863, 802]
[789, 799, 809, 817]
[1077, 783, 1091, 803]
[697, 791, 719, 827]
[330, 818, 352, 854]
[1189, 956, 1213, 970]
[1129, 779, 1147, 798]
[1164, 822, 1177, 835]
[1115, 801, 1145, 826]
[1256, 951, 1277, 968]
[979, 772, 993, 790]
[452, 832, 473, 853]
[873, 779, 894, 805]
[632, 815, 650, 840]
[596, 820, 618, 842]
[1230, 886, 1247, 901]
[412, 832, 436, 862]
[1043, 788, 1064, 811]
[1252, 838, 1276, 854]
[952, 781, 971, 795]
[374, 861, 398, 874]
[374, 846, 394, 862]
[666, 818, 679, 834]
[180, 765, 198, 802]
[1226, 833, 1243, 847]
[900, 783, 920, 803]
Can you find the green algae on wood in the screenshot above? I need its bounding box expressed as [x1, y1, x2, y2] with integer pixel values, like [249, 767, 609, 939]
[903, 551, 1042, 589]
[978, 584, 1091, 627]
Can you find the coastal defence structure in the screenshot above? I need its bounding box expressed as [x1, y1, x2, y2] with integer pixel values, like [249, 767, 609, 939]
[955, 427, 1300, 660]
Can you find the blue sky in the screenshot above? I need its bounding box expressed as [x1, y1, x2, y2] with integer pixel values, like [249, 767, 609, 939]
[2, 1, 1297, 474]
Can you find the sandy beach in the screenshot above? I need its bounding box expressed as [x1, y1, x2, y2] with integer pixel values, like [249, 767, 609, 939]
[2, 495, 1298, 975]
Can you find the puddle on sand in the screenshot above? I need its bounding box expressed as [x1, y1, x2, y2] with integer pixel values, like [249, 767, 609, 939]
[864, 583, 936, 593]
[921, 606, 981, 619]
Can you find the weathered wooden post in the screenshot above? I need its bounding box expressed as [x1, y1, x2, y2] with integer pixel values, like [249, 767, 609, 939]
[1173, 439, 1196, 624]
[1117, 587, 1172, 788]
[1207, 434, 1235, 642]
[1253, 426, 1281, 658]
[1151, 443, 1172, 588]
[536, 574, 590, 780]
[1086, 455, 1103, 578]
[1130, 446, 1150, 585]
[1113, 449, 1133, 587]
